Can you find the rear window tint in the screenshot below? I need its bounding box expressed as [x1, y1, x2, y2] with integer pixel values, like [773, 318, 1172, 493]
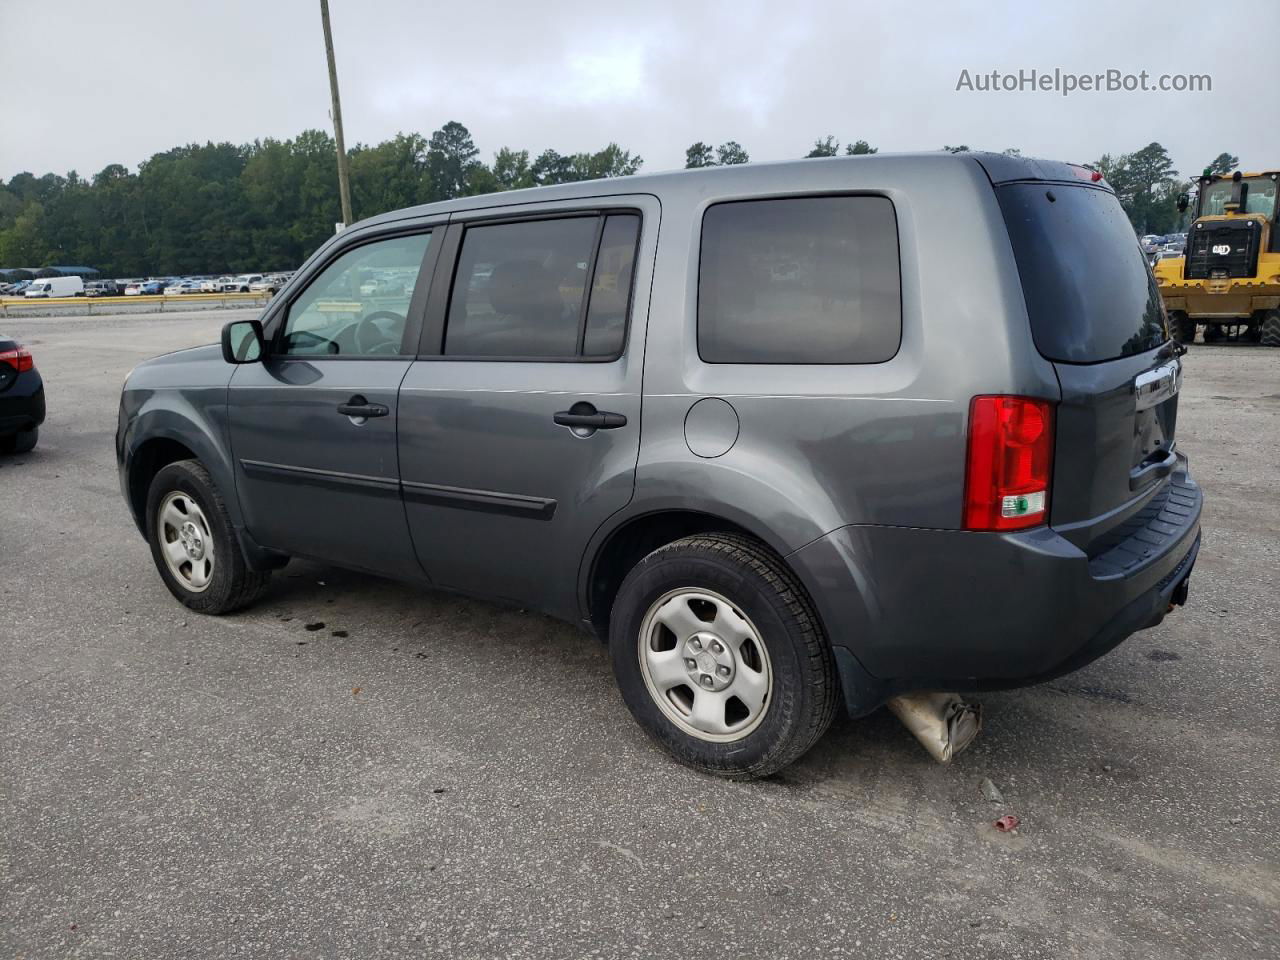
[997, 183, 1167, 363]
[697, 196, 901, 364]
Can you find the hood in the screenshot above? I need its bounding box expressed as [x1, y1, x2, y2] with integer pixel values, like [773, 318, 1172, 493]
[136, 342, 224, 367]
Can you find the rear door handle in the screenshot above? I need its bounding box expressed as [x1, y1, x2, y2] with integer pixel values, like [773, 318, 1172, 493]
[337, 395, 389, 419]
[554, 403, 627, 431]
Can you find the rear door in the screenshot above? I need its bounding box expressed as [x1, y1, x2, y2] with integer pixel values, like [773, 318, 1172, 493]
[397, 197, 657, 618]
[994, 179, 1180, 547]
[227, 225, 440, 578]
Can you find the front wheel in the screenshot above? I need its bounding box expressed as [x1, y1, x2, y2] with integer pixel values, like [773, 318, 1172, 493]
[1261, 310, 1280, 348]
[145, 459, 271, 614]
[1168, 311, 1195, 345]
[609, 533, 837, 779]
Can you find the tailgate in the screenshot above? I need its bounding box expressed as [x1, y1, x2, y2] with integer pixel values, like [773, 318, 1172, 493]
[1050, 349, 1182, 546]
[994, 177, 1180, 546]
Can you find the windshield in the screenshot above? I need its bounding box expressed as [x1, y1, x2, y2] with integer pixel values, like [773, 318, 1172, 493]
[1199, 177, 1278, 217]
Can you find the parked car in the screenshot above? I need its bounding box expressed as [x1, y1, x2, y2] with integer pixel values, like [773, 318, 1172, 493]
[124, 282, 144, 296]
[138, 281, 166, 295]
[8, 281, 32, 296]
[85, 280, 119, 297]
[164, 280, 202, 296]
[202, 277, 227, 293]
[116, 153, 1202, 777]
[248, 275, 287, 295]
[24, 277, 85, 298]
[221, 274, 262, 293]
[0, 334, 45, 454]
[357, 275, 402, 297]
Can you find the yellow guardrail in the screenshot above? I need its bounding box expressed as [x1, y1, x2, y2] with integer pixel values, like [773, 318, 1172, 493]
[0, 291, 271, 315]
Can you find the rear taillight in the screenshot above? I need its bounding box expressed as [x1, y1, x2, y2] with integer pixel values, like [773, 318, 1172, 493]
[963, 395, 1054, 531]
[0, 346, 33, 373]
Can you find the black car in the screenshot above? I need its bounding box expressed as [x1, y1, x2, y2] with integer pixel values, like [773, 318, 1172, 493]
[0, 335, 45, 453]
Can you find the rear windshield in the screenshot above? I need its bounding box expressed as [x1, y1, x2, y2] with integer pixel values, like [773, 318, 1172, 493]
[997, 183, 1167, 363]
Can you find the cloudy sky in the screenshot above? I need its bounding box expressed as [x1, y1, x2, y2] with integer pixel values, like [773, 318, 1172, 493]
[3, 0, 1275, 182]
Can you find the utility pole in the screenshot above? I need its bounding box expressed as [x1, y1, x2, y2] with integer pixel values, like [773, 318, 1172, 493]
[319, 0, 353, 227]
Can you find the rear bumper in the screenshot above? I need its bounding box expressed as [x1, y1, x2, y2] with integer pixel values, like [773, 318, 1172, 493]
[789, 461, 1202, 716]
[0, 371, 45, 434]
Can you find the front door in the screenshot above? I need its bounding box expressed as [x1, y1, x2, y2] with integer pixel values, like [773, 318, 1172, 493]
[397, 200, 657, 617]
[227, 227, 438, 579]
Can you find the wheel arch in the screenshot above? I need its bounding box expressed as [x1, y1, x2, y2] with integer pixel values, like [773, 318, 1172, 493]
[580, 504, 818, 641]
[122, 404, 239, 537]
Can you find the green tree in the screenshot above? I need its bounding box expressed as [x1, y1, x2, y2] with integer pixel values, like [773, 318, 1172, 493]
[685, 142, 716, 168]
[807, 136, 839, 158]
[844, 140, 877, 155]
[570, 143, 643, 180]
[491, 148, 534, 190]
[1206, 152, 1238, 176]
[349, 133, 431, 219]
[941, 145, 971, 153]
[716, 141, 749, 165]
[531, 149, 575, 186]
[425, 121, 480, 201]
[0, 125, 647, 274]
[0, 202, 47, 266]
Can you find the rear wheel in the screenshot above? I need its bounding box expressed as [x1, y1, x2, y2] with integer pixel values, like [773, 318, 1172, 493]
[608, 533, 837, 779]
[146, 459, 271, 614]
[1261, 310, 1280, 348]
[1168, 311, 1195, 344]
[0, 427, 37, 454]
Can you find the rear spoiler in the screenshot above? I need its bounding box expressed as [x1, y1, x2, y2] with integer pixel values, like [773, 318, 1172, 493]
[972, 152, 1112, 191]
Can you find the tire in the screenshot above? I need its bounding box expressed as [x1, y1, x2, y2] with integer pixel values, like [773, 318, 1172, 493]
[145, 459, 271, 614]
[1261, 311, 1280, 348]
[0, 427, 37, 454]
[1169, 311, 1195, 345]
[608, 533, 838, 779]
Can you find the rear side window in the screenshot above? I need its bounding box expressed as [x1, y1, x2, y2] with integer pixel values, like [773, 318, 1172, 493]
[445, 213, 640, 360]
[997, 183, 1167, 363]
[698, 196, 901, 364]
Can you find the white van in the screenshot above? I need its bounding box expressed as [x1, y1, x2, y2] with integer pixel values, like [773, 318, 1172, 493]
[24, 276, 85, 298]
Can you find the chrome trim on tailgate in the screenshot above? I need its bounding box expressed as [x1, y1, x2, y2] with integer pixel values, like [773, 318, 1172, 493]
[1134, 359, 1181, 411]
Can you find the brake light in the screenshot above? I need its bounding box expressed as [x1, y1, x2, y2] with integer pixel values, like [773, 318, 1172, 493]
[964, 395, 1054, 531]
[0, 346, 33, 373]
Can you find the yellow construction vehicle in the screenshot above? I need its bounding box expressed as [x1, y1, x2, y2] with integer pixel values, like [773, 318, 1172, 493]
[1154, 170, 1280, 346]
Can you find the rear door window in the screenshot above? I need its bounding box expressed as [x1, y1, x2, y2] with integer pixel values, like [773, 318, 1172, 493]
[697, 196, 901, 364]
[997, 183, 1167, 363]
[444, 213, 641, 360]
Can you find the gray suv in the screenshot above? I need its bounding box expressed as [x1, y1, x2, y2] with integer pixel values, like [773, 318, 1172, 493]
[116, 153, 1202, 777]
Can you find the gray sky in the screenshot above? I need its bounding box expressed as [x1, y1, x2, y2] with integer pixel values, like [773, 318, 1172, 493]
[4, 0, 1276, 182]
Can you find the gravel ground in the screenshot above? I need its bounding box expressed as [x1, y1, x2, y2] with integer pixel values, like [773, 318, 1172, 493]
[2, 309, 1278, 959]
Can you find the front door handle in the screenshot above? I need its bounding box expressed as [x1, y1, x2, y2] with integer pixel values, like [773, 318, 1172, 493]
[337, 395, 389, 419]
[554, 402, 627, 430]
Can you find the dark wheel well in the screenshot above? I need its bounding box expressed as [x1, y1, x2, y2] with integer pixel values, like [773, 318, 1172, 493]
[127, 438, 198, 533]
[589, 511, 775, 638]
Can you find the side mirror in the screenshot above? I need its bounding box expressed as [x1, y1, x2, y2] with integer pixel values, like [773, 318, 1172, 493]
[1176, 193, 1189, 213]
[221, 319, 265, 364]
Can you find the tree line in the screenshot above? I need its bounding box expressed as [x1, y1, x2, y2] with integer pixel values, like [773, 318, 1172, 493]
[0, 122, 641, 277]
[0, 119, 1238, 277]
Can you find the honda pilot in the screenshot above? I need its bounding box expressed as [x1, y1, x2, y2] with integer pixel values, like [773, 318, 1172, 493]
[116, 153, 1202, 777]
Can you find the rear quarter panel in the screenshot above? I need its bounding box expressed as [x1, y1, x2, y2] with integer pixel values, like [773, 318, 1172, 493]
[631, 155, 1060, 549]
